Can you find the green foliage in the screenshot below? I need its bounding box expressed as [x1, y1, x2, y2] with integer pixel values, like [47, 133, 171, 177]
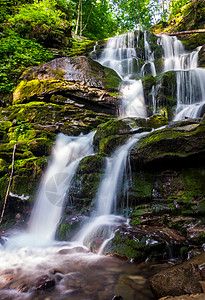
[0, 33, 53, 94]
[169, 0, 190, 19]
[81, 0, 118, 39]
[6, 0, 73, 45]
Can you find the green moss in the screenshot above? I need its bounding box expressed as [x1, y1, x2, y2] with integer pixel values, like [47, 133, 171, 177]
[142, 74, 156, 91]
[8, 124, 37, 143]
[0, 121, 12, 131]
[13, 79, 76, 104]
[0, 158, 8, 175]
[129, 172, 154, 207]
[10, 156, 48, 198]
[105, 231, 167, 261]
[183, 168, 205, 199]
[94, 118, 140, 155]
[103, 66, 122, 91]
[68, 154, 106, 212]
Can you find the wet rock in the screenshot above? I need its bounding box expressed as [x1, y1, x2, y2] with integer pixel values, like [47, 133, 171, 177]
[35, 275, 55, 291]
[13, 56, 121, 115]
[198, 45, 205, 68]
[93, 117, 153, 155]
[150, 252, 205, 298]
[130, 121, 205, 171]
[103, 219, 187, 262]
[90, 237, 105, 253]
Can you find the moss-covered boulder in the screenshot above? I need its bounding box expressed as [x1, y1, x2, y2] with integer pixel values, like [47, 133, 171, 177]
[93, 118, 151, 155]
[103, 219, 186, 262]
[13, 56, 121, 114]
[155, 71, 177, 119]
[130, 120, 205, 171]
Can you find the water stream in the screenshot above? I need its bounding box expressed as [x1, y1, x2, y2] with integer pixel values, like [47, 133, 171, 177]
[160, 34, 205, 120]
[98, 32, 147, 118]
[74, 131, 148, 250]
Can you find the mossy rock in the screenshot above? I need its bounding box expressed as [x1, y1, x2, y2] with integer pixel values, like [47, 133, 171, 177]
[68, 154, 105, 212]
[133, 114, 168, 129]
[156, 71, 177, 108]
[13, 57, 121, 113]
[103, 230, 168, 262]
[130, 121, 205, 171]
[1, 102, 111, 137]
[93, 118, 146, 155]
[129, 171, 155, 207]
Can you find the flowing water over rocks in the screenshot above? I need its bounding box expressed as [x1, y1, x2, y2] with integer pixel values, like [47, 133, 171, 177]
[0, 30, 205, 300]
[160, 35, 205, 120]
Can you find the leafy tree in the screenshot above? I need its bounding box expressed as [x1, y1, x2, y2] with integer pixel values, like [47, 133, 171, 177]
[74, 0, 118, 39]
[111, 0, 153, 31]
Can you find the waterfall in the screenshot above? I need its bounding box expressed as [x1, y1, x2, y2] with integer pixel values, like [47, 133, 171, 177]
[119, 79, 147, 117]
[74, 131, 148, 250]
[160, 35, 205, 120]
[142, 31, 156, 77]
[6, 132, 95, 248]
[98, 32, 137, 79]
[28, 132, 95, 243]
[98, 32, 147, 118]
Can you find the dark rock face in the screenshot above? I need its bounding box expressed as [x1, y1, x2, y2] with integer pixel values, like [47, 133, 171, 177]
[150, 252, 205, 298]
[198, 45, 205, 68]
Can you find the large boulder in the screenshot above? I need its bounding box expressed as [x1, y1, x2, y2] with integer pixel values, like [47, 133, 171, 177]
[130, 120, 205, 171]
[13, 56, 121, 115]
[150, 252, 205, 298]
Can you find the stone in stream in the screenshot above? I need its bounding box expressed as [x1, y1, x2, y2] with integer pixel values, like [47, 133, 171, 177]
[35, 275, 55, 291]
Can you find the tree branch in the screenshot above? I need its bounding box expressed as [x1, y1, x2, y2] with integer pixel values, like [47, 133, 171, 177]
[0, 144, 16, 225]
[168, 29, 205, 36]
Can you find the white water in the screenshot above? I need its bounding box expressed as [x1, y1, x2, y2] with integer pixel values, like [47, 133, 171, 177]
[99, 32, 137, 79]
[141, 31, 156, 77]
[6, 132, 95, 249]
[161, 35, 205, 120]
[119, 79, 147, 117]
[74, 131, 149, 249]
[98, 32, 147, 118]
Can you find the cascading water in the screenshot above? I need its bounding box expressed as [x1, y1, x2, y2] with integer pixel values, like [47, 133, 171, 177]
[6, 132, 95, 248]
[74, 131, 149, 251]
[160, 34, 205, 120]
[98, 32, 147, 118]
[141, 31, 156, 77]
[1, 30, 204, 299]
[99, 32, 137, 79]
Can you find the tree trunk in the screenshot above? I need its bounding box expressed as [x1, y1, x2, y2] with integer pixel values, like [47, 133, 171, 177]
[82, 2, 95, 34]
[75, 0, 82, 35]
[80, 0, 83, 36]
[169, 29, 205, 36]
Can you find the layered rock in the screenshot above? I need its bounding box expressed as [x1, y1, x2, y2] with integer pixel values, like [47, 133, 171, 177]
[13, 56, 121, 115]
